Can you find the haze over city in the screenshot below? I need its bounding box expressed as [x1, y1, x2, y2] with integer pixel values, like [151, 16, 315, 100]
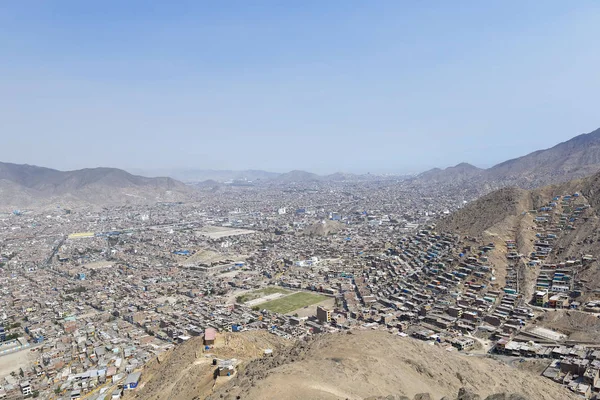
[2, 1, 600, 174]
[6, 2, 600, 400]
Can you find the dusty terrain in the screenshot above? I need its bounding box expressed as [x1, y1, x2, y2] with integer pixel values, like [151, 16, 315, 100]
[206, 330, 578, 400]
[436, 187, 531, 239]
[0, 347, 37, 377]
[534, 309, 600, 342]
[126, 330, 578, 400]
[124, 331, 290, 400]
[198, 226, 256, 239]
[302, 220, 344, 236]
[181, 248, 247, 266]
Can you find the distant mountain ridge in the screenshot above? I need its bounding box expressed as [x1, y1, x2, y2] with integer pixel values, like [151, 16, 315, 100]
[129, 168, 281, 183]
[5, 126, 600, 210]
[273, 169, 321, 183]
[486, 127, 600, 185]
[417, 127, 600, 188]
[132, 168, 383, 184]
[416, 162, 484, 183]
[0, 162, 194, 210]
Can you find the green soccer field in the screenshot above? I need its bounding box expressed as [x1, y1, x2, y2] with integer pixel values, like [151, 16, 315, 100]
[259, 292, 328, 314]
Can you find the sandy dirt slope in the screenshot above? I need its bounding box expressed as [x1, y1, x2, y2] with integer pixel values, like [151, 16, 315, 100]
[535, 309, 600, 342]
[125, 331, 290, 400]
[208, 330, 578, 400]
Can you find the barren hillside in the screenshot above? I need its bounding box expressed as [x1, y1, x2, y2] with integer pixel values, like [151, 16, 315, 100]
[273, 170, 321, 183]
[534, 310, 600, 342]
[436, 187, 531, 238]
[0, 162, 196, 209]
[125, 331, 290, 400]
[417, 163, 484, 184]
[417, 127, 600, 189]
[205, 330, 578, 400]
[487, 127, 600, 187]
[302, 220, 344, 236]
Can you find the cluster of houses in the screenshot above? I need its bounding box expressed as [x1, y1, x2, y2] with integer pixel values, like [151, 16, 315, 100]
[528, 193, 595, 308]
[495, 341, 600, 399]
[4, 176, 600, 399]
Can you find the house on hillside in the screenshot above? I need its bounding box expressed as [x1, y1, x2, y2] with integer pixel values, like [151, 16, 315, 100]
[216, 360, 236, 377]
[123, 372, 141, 390]
[451, 337, 474, 351]
[204, 328, 216, 346]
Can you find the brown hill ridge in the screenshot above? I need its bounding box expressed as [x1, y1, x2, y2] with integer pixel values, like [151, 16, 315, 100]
[207, 330, 576, 400]
[417, 127, 600, 189]
[417, 163, 484, 184]
[126, 331, 290, 400]
[487, 127, 600, 186]
[435, 187, 531, 239]
[130, 330, 578, 400]
[0, 162, 196, 209]
[302, 220, 344, 236]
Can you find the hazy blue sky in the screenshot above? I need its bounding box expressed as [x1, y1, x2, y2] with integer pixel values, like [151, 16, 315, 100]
[2, 1, 599, 174]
